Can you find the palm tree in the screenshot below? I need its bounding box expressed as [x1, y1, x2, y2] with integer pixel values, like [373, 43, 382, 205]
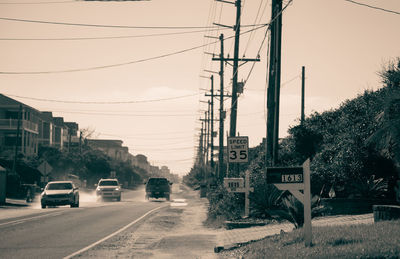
[367, 59, 400, 202]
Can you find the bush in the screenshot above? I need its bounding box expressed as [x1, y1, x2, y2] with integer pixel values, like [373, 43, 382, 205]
[206, 184, 244, 224]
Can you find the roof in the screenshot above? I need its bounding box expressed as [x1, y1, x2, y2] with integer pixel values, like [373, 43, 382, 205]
[87, 139, 123, 148]
[0, 94, 40, 113]
[47, 181, 74, 184]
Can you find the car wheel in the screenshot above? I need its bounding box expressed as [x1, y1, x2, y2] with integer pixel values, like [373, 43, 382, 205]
[166, 195, 170, 201]
[117, 196, 121, 202]
[41, 203, 46, 209]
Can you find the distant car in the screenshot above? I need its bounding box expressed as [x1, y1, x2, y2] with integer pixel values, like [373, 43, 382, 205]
[145, 177, 172, 201]
[41, 181, 79, 209]
[96, 179, 122, 201]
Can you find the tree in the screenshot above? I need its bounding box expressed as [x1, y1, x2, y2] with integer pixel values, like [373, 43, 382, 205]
[367, 59, 400, 202]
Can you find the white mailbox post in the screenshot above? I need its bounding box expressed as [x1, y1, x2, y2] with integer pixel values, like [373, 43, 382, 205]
[266, 159, 312, 247]
[224, 170, 253, 217]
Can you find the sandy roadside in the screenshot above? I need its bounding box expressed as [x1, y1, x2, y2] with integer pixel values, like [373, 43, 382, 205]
[74, 185, 221, 259]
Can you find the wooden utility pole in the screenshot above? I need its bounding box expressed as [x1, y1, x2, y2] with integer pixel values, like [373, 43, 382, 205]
[210, 75, 215, 168]
[204, 75, 216, 169]
[218, 34, 225, 180]
[266, 0, 283, 166]
[206, 102, 211, 166]
[200, 121, 205, 165]
[215, 0, 260, 139]
[229, 0, 242, 138]
[301, 66, 305, 125]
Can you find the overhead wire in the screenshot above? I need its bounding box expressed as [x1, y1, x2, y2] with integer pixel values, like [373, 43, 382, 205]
[0, 0, 75, 4]
[343, 0, 400, 15]
[0, 16, 268, 29]
[0, 24, 268, 74]
[44, 110, 198, 117]
[5, 92, 199, 104]
[0, 27, 232, 41]
[243, 0, 269, 56]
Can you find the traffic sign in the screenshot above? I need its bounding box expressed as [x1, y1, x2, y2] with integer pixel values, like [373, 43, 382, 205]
[227, 136, 249, 163]
[37, 161, 52, 176]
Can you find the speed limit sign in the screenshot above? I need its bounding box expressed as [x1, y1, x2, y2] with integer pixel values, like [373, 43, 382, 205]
[227, 136, 249, 163]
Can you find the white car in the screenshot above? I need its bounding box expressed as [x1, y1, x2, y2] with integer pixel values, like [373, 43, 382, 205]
[96, 179, 122, 201]
[41, 181, 79, 209]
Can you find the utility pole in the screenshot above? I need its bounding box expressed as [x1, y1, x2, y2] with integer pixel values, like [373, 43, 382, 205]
[199, 121, 204, 165]
[215, 0, 260, 138]
[266, 0, 283, 166]
[209, 75, 215, 168]
[301, 66, 305, 125]
[229, 0, 241, 138]
[217, 34, 225, 180]
[206, 102, 211, 166]
[204, 110, 209, 165]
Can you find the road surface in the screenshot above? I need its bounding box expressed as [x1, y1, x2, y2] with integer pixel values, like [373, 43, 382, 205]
[0, 187, 168, 259]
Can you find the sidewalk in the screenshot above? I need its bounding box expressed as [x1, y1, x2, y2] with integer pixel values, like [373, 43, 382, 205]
[2, 198, 30, 207]
[214, 204, 373, 252]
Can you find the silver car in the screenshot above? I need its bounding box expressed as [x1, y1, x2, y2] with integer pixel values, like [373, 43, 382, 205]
[96, 179, 122, 201]
[41, 181, 80, 209]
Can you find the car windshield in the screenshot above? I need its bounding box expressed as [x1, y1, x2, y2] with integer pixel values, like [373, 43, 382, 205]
[47, 182, 73, 190]
[147, 178, 168, 185]
[99, 181, 118, 186]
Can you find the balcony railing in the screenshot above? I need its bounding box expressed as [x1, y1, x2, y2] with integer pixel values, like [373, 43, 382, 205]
[0, 119, 39, 133]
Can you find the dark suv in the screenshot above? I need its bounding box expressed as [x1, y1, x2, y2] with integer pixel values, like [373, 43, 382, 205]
[145, 177, 172, 201]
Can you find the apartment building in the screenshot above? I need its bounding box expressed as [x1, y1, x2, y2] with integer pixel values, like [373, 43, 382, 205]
[0, 94, 40, 157]
[0, 94, 80, 158]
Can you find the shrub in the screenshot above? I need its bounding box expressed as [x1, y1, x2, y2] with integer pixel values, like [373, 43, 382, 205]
[206, 184, 244, 223]
[277, 194, 326, 229]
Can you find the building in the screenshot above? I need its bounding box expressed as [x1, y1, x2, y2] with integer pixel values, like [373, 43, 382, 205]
[86, 139, 130, 162]
[0, 94, 80, 158]
[0, 94, 40, 157]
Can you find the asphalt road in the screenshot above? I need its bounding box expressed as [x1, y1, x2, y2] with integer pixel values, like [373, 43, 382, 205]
[0, 187, 168, 259]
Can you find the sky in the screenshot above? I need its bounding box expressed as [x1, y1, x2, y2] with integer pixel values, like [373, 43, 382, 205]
[0, 0, 399, 176]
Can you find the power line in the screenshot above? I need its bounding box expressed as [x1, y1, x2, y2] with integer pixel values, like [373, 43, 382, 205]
[0, 24, 267, 74]
[0, 16, 223, 29]
[6, 93, 199, 104]
[0, 28, 231, 41]
[48, 110, 196, 117]
[0, 0, 75, 4]
[344, 0, 400, 15]
[0, 16, 268, 29]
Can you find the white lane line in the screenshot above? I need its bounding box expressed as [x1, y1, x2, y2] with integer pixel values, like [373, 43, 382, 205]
[63, 205, 165, 259]
[0, 211, 63, 227]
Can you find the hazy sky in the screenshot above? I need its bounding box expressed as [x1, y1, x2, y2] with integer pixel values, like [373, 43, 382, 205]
[0, 0, 399, 175]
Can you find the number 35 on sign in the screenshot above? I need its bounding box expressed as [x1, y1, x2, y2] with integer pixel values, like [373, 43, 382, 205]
[227, 136, 249, 163]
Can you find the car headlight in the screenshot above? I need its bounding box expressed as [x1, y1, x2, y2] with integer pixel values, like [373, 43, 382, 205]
[115, 187, 120, 191]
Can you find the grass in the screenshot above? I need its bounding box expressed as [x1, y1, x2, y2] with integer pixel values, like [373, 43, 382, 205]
[220, 220, 400, 258]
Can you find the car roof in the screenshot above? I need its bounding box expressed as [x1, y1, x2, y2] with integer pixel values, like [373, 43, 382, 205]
[47, 181, 73, 184]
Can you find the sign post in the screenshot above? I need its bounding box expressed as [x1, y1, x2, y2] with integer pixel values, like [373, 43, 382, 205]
[266, 159, 312, 246]
[224, 170, 253, 217]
